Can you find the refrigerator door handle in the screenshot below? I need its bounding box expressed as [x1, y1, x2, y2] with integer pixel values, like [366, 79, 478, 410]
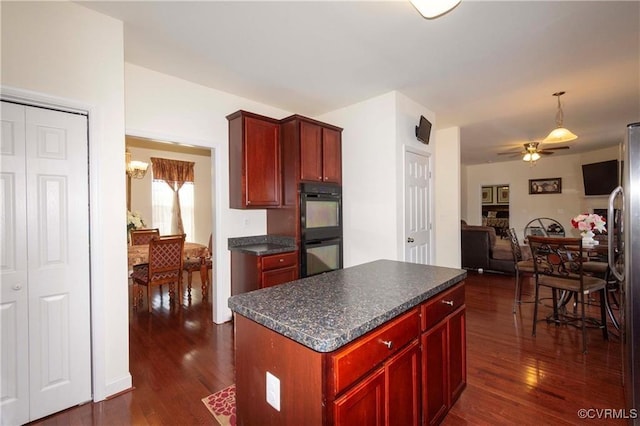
[608, 186, 624, 281]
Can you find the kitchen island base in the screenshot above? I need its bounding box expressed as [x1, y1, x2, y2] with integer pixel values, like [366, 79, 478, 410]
[234, 280, 466, 425]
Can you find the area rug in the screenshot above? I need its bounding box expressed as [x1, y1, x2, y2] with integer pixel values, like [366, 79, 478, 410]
[202, 384, 236, 426]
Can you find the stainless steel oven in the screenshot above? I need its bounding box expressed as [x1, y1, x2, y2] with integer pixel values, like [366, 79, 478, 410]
[300, 183, 342, 241]
[301, 238, 343, 277]
[300, 183, 343, 277]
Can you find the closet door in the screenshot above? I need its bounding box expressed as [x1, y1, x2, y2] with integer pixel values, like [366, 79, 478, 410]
[1, 101, 30, 425]
[1, 101, 91, 424]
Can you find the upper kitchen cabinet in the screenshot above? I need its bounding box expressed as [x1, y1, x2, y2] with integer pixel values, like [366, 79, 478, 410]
[228, 110, 281, 209]
[282, 115, 343, 189]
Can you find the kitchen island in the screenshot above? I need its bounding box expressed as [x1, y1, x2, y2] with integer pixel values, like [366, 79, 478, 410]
[228, 259, 467, 425]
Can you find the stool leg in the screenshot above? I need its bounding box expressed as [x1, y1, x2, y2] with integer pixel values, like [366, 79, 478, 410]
[513, 268, 521, 314]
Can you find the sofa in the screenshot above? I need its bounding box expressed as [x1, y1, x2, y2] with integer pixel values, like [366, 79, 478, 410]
[461, 223, 514, 274]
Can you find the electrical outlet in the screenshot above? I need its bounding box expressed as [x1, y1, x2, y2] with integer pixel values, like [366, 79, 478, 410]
[266, 371, 280, 411]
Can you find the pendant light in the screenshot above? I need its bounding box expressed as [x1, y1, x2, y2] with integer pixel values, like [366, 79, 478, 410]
[543, 91, 578, 143]
[410, 0, 461, 19]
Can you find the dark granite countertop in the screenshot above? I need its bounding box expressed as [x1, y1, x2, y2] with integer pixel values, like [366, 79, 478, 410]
[228, 259, 466, 353]
[228, 235, 297, 255]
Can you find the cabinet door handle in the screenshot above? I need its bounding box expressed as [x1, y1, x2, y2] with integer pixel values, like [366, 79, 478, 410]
[12, 284, 23, 291]
[407, 237, 414, 243]
[381, 340, 393, 350]
[441, 300, 454, 307]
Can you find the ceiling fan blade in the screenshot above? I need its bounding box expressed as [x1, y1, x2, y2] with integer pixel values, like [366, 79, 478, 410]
[497, 151, 523, 156]
[538, 151, 555, 155]
[542, 146, 570, 151]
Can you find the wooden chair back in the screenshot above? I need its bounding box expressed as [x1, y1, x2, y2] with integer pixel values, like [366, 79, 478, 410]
[130, 228, 160, 246]
[131, 234, 185, 312]
[147, 234, 185, 286]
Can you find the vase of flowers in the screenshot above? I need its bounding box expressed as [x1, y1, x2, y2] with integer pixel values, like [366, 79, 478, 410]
[570, 213, 606, 246]
[127, 210, 146, 242]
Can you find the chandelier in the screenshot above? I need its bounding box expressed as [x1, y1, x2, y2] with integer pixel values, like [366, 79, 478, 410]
[543, 91, 578, 144]
[125, 150, 149, 179]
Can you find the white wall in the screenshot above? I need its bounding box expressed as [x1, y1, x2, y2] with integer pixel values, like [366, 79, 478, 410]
[318, 91, 459, 269]
[124, 63, 292, 324]
[463, 145, 620, 242]
[318, 92, 399, 266]
[394, 94, 438, 264]
[1, 1, 129, 400]
[434, 127, 461, 268]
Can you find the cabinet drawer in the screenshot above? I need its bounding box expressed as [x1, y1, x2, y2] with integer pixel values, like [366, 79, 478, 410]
[262, 265, 298, 288]
[262, 251, 298, 271]
[422, 283, 465, 331]
[330, 308, 420, 395]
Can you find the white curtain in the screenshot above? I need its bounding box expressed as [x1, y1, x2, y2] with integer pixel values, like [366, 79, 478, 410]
[152, 181, 194, 239]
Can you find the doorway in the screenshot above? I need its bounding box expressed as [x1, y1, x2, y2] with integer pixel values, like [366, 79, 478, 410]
[125, 136, 214, 311]
[404, 148, 432, 264]
[481, 184, 510, 238]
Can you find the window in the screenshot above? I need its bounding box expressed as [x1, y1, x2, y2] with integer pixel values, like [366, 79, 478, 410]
[152, 181, 194, 240]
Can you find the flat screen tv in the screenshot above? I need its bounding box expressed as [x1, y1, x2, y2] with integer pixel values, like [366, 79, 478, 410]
[581, 159, 619, 196]
[415, 115, 432, 144]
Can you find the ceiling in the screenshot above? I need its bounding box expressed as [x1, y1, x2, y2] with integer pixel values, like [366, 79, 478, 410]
[78, 1, 639, 165]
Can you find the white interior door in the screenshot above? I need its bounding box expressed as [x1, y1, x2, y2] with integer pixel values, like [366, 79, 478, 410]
[1, 101, 30, 425]
[0, 101, 92, 424]
[404, 149, 432, 264]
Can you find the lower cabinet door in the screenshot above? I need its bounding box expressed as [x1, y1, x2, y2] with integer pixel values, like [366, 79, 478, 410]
[448, 308, 466, 403]
[386, 340, 421, 426]
[422, 320, 448, 426]
[261, 265, 298, 288]
[333, 368, 385, 426]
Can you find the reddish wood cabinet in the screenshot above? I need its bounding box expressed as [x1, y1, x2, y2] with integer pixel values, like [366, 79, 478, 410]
[227, 110, 281, 209]
[230, 251, 298, 296]
[234, 282, 466, 425]
[421, 284, 467, 425]
[299, 120, 342, 184]
[281, 115, 343, 191]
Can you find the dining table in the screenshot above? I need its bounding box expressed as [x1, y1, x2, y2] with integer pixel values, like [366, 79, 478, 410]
[127, 241, 209, 270]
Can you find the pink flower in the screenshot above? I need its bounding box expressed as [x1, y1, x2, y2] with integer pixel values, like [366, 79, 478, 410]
[571, 213, 606, 233]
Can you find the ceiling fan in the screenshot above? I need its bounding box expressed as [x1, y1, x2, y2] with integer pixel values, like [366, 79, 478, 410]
[498, 141, 570, 162]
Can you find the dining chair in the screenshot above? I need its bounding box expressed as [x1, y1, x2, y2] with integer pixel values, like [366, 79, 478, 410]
[506, 228, 536, 313]
[183, 234, 213, 300]
[528, 236, 608, 354]
[131, 234, 185, 312]
[130, 228, 160, 246]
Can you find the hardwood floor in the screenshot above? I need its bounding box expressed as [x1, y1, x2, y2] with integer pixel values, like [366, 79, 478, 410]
[31, 270, 625, 425]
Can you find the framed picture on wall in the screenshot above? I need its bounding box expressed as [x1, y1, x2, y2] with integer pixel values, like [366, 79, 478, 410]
[481, 186, 494, 204]
[529, 178, 562, 194]
[497, 186, 509, 203]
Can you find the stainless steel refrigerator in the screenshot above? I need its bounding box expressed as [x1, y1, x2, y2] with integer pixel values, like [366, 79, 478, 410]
[609, 122, 640, 423]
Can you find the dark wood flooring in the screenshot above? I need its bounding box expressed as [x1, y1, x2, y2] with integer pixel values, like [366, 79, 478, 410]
[31, 270, 625, 425]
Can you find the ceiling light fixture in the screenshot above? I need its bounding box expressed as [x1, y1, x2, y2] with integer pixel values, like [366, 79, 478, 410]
[409, 0, 461, 19]
[522, 142, 541, 165]
[125, 149, 149, 179]
[543, 91, 578, 144]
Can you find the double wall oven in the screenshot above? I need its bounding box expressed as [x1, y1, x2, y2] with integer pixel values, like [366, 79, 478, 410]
[300, 183, 343, 277]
